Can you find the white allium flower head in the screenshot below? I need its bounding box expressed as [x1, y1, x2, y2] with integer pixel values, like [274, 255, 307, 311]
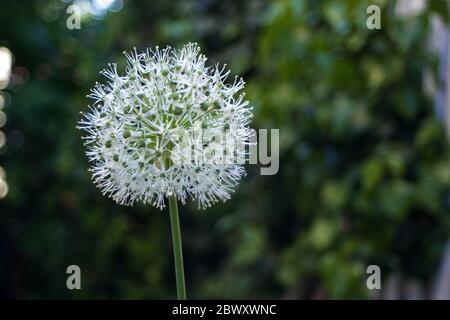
[78, 43, 254, 209]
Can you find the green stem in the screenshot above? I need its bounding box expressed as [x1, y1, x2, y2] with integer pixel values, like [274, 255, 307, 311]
[168, 194, 187, 300]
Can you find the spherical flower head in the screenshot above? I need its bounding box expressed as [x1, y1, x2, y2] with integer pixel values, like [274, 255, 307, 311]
[78, 43, 254, 209]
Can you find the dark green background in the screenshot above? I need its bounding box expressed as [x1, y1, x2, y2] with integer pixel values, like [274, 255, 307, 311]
[0, 0, 449, 299]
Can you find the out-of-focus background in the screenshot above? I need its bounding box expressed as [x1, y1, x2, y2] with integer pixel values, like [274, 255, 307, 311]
[0, 0, 449, 299]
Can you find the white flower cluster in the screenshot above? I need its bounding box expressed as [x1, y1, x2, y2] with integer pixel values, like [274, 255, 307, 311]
[78, 43, 254, 209]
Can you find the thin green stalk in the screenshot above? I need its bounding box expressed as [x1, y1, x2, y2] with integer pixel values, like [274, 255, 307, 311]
[168, 194, 187, 300]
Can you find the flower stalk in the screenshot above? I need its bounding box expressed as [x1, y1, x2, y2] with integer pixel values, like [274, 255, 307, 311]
[168, 194, 186, 300]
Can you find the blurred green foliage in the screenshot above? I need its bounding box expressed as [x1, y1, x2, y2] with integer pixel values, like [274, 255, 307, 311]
[0, 0, 449, 299]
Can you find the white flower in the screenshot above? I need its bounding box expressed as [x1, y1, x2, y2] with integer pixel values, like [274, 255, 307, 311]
[77, 43, 254, 209]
